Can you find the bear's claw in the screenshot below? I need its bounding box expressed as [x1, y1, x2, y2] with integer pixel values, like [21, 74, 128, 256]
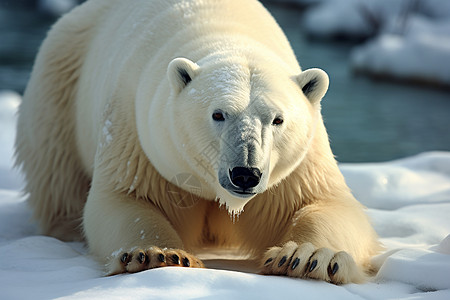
[260, 241, 365, 284]
[120, 253, 130, 264]
[308, 259, 318, 272]
[182, 257, 190, 267]
[329, 262, 339, 276]
[107, 246, 204, 275]
[170, 254, 180, 265]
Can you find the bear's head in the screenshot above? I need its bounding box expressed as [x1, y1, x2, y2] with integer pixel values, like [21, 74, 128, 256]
[165, 56, 329, 214]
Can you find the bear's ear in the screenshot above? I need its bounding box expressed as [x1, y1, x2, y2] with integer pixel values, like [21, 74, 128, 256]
[296, 68, 329, 105]
[167, 57, 200, 93]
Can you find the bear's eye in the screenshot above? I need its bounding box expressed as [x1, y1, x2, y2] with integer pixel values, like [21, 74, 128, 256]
[272, 117, 284, 126]
[212, 111, 225, 122]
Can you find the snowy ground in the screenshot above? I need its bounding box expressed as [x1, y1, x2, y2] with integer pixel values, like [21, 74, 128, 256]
[269, 0, 450, 88]
[1, 90, 450, 299]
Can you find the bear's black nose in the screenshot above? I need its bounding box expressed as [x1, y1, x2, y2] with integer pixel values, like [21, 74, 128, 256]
[229, 167, 261, 189]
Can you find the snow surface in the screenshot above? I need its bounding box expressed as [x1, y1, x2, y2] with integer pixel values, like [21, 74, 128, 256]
[269, 0, 450, 87]
[1, 90, 450, 299]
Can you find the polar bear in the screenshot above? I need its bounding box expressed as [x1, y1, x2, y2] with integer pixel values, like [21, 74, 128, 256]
[15, 0, 381, 284]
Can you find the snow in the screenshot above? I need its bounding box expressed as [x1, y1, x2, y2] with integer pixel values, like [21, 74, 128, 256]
[1, 90, 450, 299]
[38, 0, 79, 16]
[102, 119, 113, 145]
[269, 0, 450, 87]
[351, 16, 450, 87]
[0, 90, 23, 191]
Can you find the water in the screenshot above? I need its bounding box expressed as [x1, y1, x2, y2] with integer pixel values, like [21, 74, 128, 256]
[1, 1, 449, 162]
[0, 3, 54, 92]
[264, 2, 450, 162]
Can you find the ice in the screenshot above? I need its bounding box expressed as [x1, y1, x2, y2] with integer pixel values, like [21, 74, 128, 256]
[0, 91, 23, 190]
[0, 90, 20, 169]
[351, 17, 450, 87]
[38, 0, 78, 16]
[274, 0, 450, 87]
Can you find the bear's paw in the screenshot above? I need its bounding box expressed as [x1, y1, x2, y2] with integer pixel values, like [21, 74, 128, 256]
[107, 247, 204, 275]
[260, 241, 365, 284]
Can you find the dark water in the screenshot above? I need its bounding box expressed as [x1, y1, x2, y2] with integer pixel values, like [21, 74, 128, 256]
[0, 3, 54, 91]
[264, 2, 450, 162]
[1, 1, 449, 162]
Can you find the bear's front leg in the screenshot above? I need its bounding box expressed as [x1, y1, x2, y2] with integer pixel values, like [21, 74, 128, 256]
[261, 241, 364, 284]
[260, 201, 380, 284]
[83, 175, 204, 275]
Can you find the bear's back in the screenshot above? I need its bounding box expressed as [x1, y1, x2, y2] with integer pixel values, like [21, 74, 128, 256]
[98, 0, 297, 62]
[81, 0, 298, 87]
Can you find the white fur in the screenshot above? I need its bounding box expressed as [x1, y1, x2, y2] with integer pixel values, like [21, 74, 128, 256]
[15, 0, 381, 283]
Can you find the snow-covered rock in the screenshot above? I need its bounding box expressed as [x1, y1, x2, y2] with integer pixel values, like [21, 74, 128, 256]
[351, 16, 450, 87]
[299, 0, 450, 87]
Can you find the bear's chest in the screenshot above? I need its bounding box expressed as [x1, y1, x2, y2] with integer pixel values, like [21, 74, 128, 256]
[199, 202, 242, 247]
